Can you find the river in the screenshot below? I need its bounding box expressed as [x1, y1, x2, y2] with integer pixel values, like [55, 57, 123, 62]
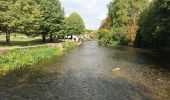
[0, 41, 170, 100]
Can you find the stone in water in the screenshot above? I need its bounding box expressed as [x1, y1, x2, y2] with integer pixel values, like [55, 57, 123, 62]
[112, 68, 121, 72]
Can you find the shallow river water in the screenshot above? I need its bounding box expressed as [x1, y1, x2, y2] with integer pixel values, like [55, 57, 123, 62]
[0, 41, 170, 100]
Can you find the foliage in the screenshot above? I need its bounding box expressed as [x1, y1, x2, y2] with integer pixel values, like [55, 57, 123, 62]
[37, 0, 65, 42]
[0, 47, 60, 71]
[111, 27, 130, 45]
[0, 0, 65, 43]
[135, 0, 170, 48]
[63, 42, 76, 52]
[100, 16, 112, 29]
[99, 0, 149, 46]
[14, 0, 42, 35]
[97, 29, 119, 46]
[0, 0, 42, 43]
[0, 0, 16, 43]
[108, 0, 130, 28]
[64, 12, 85, 37]
[126, 0, 149, 43]
[0, 0, 16, 30]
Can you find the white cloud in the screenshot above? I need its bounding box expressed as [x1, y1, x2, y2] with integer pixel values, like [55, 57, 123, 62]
[60, 0, 110, 30]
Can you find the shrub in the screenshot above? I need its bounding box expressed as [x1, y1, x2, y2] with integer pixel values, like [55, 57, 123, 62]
[97, 29, 113, 45]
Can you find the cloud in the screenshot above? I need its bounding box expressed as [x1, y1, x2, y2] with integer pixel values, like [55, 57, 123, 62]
[60, 0, 110, 30]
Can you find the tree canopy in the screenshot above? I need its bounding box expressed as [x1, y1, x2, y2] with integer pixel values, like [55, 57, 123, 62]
[37, 0, 65, 42]
[0, 0, 42, 43]
[0, 0, 80, 43]
[0, 0, 16, 43]
[135, 0, 170, 48]
[64, 12, 85, 38]
[98, 0, 149, 46]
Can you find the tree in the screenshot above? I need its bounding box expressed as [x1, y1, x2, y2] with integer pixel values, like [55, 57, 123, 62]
[100, 16, 112, 29]
[0, 0, 42, 44]
[97, 29, 112, 45]
[37, 0, 64, 42]
[0, 0, 16, 44]
[65, 12, 85, 39]
[126, 0, 149, 44]
[108, 0, 130, 28]
[135, 0, 170, 48]
[14, 0, 42, 36]
[106, 0, 130, 45]
[103, 0, 149, 46]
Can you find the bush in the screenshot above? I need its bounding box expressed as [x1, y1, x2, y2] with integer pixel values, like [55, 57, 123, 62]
[111, 27, 129, 46]
[97, 28, 129, 46]
[97, 29, 113, 45]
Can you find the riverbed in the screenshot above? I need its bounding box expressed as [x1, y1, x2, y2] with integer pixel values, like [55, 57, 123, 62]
[0, 41, 169, 100]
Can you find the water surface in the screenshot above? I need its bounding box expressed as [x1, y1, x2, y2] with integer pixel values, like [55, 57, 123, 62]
[0, 41, 170, 100]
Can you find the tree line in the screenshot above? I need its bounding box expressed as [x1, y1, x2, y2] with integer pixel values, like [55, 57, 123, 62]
[0, 0, 85, 44]
[98, 0, 170, 49]
[135, 0, 170, 48]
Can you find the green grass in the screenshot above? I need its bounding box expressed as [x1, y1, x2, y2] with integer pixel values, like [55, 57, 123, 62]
[0, 47, 60, 71]
[0, 41, 77, 72]
[0, 37, 41, 47]
[0, 37, 62, 49]
[63, 42, 77, 52]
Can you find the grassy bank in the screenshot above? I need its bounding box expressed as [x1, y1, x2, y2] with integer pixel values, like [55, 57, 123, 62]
[0, 37, 62, 50]
[63, 42, 77, 52]
[0, 42, 77, 72]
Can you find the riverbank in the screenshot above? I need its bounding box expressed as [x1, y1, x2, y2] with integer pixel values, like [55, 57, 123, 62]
[0, 41, 79, 75]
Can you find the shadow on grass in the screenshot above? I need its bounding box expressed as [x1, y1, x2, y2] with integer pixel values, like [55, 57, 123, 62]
[0, 38, 64, 47]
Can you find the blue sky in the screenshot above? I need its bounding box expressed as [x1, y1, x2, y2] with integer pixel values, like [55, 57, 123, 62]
[60, 0, 110, 30]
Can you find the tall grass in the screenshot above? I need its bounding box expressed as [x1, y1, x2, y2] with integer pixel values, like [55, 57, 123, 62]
[63, 42, 76, 52]
[0, 47, 60, 71]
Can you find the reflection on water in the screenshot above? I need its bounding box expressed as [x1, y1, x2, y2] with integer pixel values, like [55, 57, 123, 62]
[0, 41, 170, 100]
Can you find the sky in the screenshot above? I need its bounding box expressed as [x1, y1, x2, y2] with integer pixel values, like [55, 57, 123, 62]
[60, 0, 110, 30]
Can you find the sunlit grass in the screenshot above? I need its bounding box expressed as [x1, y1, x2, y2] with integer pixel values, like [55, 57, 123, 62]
[0, 41, 77, 72]
[0, 37, 42, 48]
[0, 37, 62, 50]
[63, 42, 77, 52]
[0, 47, 60, 71]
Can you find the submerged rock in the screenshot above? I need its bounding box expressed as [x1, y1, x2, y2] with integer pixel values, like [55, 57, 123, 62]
[0, 70, 6, 76]
[112, 68, 121, 72]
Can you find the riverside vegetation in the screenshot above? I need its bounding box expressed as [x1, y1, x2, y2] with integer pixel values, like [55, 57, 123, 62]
[97, 0, 170, 49]
[0, 42, 77, 72]
[0, 0, 85, 43]
[0, 0, 85, 72]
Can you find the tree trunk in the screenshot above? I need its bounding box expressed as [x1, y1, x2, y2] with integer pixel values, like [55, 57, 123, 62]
[6, 29, 10, 44]
[42, 34, 46, 42]
[70, 34, 73, 39]
[50, 34, 53, 42]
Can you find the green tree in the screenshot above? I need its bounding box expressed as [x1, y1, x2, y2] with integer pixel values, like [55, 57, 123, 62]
[97, 29, 120, 46]
[65, 12, 85, 39]
[0, 0, 42, 43]
[135, 0, 170, 48]
[103, 0, 149, 46]
[37, 0, 64, 42]
[97, 29, 112, 45]
[100, 16, 112, 29]
[14, 0, 42, 36]
[108, 0, 129, 28]
[107, 0, 130, 45]
[0, 0, 16, 43]
[126, 0, 149, 44]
